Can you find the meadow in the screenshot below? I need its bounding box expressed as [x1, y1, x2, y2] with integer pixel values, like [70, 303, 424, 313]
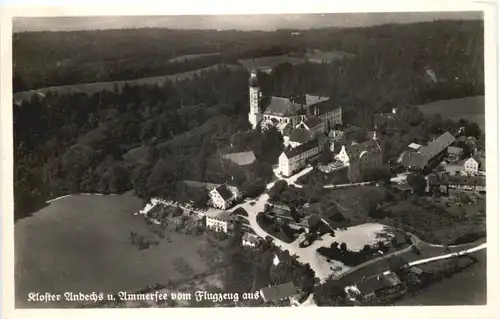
[15, 192, 210, 308]
[416, 95, 485, 131]
[13, 63, 240, 104]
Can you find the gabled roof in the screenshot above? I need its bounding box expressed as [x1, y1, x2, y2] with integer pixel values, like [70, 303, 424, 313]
[302, 117, 323, 129]
[418, 132, 455, 160]
[283, 140, 319, 159]
[402, 151, 428, 169]
[242, 232, 261, 244]
[262, 96, 304, 117]
[307, 98, 340, 116]
[222, 151, 256, 166]
[355, 272, 401, 295]
[289, 128, 314, 144]
[260, 282, 298, 302]
[213, 184, 234, 201]
[345, 139, 382, 160]
[298, 214, 323, 228]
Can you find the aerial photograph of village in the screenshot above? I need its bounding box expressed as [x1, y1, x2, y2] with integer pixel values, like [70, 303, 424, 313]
[12, 11, 487, 308]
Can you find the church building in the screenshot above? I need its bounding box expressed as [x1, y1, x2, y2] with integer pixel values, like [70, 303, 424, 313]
[247, 70, 342, 132]
[334, 131, 383, 183]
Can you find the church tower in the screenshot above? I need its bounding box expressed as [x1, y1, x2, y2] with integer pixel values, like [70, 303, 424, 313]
[248, 69, 262, 129]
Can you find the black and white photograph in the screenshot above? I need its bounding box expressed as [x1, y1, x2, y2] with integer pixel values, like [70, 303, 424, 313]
[2, 3, 498, 317]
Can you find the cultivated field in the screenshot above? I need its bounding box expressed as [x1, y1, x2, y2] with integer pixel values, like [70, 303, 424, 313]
[15, 192, 210, 308]
[13, 63, 241, 104]
[416, 95, 485, 131]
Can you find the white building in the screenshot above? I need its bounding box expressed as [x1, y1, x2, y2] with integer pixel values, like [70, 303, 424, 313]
[205, 210, 233, 233]
[241, 232, 261, 248]
[278, 140, 321, 177]
[209, 184, 241, 210]
[248, 70, 263, 129]
[462, 157, 480, 175]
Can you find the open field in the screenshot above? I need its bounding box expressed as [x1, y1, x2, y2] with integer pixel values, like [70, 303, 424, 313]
[169, 53, 221, 62]
[416, 95, 485, 131]
[15, 192, 210, 308]
[13, 63, 241, 104]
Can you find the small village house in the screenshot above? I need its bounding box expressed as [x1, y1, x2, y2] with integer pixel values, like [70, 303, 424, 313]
[241, 232, 262, 248]
[260, 282, 299, 305]
[344, 271, 404, 304]
[209, 184, 241, 210]
[462, 157, 481, 175]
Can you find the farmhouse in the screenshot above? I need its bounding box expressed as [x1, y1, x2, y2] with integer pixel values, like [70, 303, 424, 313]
[344, 271, 404, 303]
[209, 184, 241, 210]
[248, 70, 342, 130]
[278, 140, 321, 177]
[260, 282, 299, 303]
[334, 132, 383, 183]
[402, 132, 455, 172]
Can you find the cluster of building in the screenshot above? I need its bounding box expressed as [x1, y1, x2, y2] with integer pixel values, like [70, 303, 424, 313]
[248, 69, 384, 182]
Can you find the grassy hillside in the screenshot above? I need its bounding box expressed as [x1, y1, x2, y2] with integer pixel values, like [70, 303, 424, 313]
[416, 95, 485, 130]
[13, 63, 241, 104]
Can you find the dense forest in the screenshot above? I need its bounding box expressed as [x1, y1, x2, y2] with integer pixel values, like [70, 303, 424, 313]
[13, 20, 483, 92]
[13, 19, 484, 222]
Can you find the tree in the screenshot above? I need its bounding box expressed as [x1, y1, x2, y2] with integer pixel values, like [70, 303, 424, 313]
[407, 173, 427, 195]
[313, 279, 346, 306]
[340, 242, 347, 252]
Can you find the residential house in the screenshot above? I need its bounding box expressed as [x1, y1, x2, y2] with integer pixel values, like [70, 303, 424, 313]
[344, 271, 405, 304]
[205, 210, 233, 233]
[462, 157, 481, 175]
[402, 132, 455, 172]
[222, 151, 256, 167]
[260, 282, 299, 304]
[241, 232, 262, 248]
[334, 132, 383, 183]
[209, 184, 241, 210]
[278, 140, 321, 177]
